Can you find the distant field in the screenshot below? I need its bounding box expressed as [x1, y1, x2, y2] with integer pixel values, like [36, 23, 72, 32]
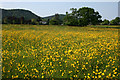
[2, 24, 119, 79]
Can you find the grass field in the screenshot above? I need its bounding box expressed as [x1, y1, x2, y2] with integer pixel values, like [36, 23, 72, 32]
[2, 24, 120, 79]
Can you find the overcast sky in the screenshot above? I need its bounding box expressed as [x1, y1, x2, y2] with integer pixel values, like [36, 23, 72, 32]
[0, 1, 119, 20]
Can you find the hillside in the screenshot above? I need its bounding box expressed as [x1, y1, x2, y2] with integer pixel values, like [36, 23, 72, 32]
[1, 8, 67, 24]
[1, 8, 41, 21]
[43, 14, 66, 20]
[1, 8, 66, 21]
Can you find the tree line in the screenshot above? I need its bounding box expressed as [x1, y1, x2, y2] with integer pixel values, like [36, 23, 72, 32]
[2, 7, 120, 26]
[101, 17, 120, 25]
[2, 16, 42, 25]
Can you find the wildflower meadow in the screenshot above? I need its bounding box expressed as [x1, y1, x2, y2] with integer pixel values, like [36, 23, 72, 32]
[2, 24, 120, 79]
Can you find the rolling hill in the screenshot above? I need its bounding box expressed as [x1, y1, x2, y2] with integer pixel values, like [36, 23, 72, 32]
[1, 8, 66, 24]
[1, 8, 41, 21]
[43, 14, 66, 21]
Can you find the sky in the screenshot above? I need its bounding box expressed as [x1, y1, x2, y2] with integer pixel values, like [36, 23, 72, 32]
[118, 1, 120, 17]
[0, 1, 119, 20]
[0, 0, 119, 2]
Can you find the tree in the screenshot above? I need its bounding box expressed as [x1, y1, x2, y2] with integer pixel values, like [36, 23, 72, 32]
[3, 17, 8, 24]
[7, 16, 13, 24]
[64, 12, 78, 26]
[20, 17, 25, 24]
[36, 17, 42, 25]
[49, 14, 62, 25]
[31, 19, 37, 25]
[47, 19, 50, 25]
[64, 7, 102, 26]
[110, 17, 120, 25]
[101, 19, 109, 25]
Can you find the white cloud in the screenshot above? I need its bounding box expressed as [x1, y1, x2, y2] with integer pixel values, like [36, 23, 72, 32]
[0, 0, 119, 2]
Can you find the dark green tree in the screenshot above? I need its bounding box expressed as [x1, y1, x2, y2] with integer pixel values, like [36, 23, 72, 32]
[64, 7, 102, 26]
[31, 19, 37, 25]
[36, 17, 42, 25]
[47, 19, 50, 25]
[64, 12, 78, 26]
[101, 19, 109, 25]
[49, 14, 62, 25]
[20, 17, 25, 24]
[110, 17, 120, 25]
[7, 16, 13, 24]
[3, 17, 8, 24]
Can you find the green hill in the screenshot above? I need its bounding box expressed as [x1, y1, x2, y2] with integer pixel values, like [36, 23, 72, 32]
[1, 8, 41, 21]
[43, 14, 66, 21]
[1, 8, 66, 24]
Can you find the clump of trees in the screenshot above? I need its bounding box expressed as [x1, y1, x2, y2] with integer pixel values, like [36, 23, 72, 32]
[101, 17, 120, 25]
[110, 17, 120, 25]
[101, 19, 109, 25]
[3, 16, 24, 24]
[49, 14, 63, 25]
[63, 7, 102, 26]
[2, 16, 42, 25]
